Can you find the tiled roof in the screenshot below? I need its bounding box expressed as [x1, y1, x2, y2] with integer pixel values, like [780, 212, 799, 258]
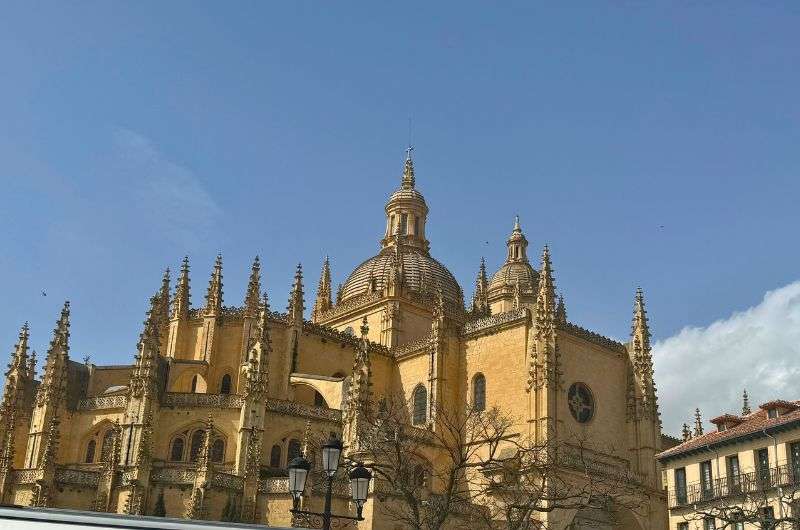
[657, 400, 800, 462]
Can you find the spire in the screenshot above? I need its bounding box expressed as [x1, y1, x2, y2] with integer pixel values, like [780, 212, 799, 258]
[631, 288, 651, 353]
[681, 423, 692, 441]
[155, 268, 170, 327]
[287, 263, 305, 325]
[7, 322, 31, 376]
[742, 389, 751, 415]
[401, 146, 415, 189]
[129, 294, 162, 398]
[311, 256, 332, 322]
[244, 256, 261, 318]
[694, 408, 704, 436]
[471, 257, 489, 316]
[535, 246, 556, 322]
[555, 294, 567, 324]
[204, 254, 223, 316]
[37, 301, 70, 408]
[172, 257, 190, 320]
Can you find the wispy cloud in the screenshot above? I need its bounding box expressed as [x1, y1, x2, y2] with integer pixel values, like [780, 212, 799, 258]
[654, 281, 800, 435]
[112, 128, 221, 248]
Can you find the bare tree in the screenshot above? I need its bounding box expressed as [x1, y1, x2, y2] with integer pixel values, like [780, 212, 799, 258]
[347, 395, 650, 530]
[683, 472, 800, 530]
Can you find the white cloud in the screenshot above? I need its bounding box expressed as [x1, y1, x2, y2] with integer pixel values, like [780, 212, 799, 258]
[653, 281, 800, 436]
[112, 128, 222, 248]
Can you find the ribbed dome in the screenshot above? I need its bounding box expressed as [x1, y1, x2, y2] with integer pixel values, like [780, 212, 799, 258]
[488, 261, 539, 295]
[340, 247, 463, 306]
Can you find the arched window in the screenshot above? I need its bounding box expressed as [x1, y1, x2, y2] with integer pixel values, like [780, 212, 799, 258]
[220, 374, 232, 395]
[412, 385, 427, 425]
[189, 430, 205, 462]
[190, 375, 198, 393]
[473, 373, 486, 412]
[170, 437, 185, 462]
[84, 439, 96, 463]
[287, 439, 302, 463]
[211, 438, 224, 463]
[270, 444, 282, 468]
[100, 429, 115, 462]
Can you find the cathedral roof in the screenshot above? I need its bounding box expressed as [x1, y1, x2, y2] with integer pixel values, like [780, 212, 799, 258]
[339, 246, 464, 306]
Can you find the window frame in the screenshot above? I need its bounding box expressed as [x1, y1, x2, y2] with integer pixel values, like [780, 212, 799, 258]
[412, 384, 427, 426]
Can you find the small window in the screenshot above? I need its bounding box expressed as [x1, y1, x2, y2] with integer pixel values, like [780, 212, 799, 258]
[189, 430, 205, 462]
[674, 467, 687, 505]
[170, 437, 185, 462]
[412, 385, 427, 425]
[473, 373, 486, 412]
[757, 448, 771, 485]
[287, 439, 302, 462]
[190, 375, 198, 393]
[84, 439, 96, 463]
[704, 517, 716, 530]
[700, 460, 713, 499]
[727, 455, 742, 492]
[768, 408, 779, 419]
[270, 445, 282, 468]
[414, 216, 419, 236]
[761, 507, 776, 530]
[220, 374, 232, 395]
[211, 438, 224, 463]
[400, 213, 408, 235]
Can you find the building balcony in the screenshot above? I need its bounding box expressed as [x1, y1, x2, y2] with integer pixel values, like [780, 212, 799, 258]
[668, 464, 800, 509]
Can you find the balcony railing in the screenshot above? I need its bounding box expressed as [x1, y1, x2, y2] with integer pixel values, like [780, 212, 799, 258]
[668, 464, 800, 508]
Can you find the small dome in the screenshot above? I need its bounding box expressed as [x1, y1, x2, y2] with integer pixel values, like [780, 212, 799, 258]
[340, 247, 463, 306]
[488, 261, 539, 296]
[387, 187, 426, 204]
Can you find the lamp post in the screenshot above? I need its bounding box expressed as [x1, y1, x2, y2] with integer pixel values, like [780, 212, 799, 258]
[288, 434, 373, 530]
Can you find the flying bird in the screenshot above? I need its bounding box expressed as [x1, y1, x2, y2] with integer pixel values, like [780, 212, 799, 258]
[41, 291, 47, 297]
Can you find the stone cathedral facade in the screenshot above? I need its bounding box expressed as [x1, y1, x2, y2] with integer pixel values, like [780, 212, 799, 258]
[0, 153, 667, 529]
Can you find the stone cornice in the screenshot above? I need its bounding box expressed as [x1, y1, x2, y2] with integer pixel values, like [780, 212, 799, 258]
[556, 321, 626, 354]
[461, 309, 528, 337]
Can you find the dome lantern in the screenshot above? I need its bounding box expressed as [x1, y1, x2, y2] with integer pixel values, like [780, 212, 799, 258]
[381, 148, 430, 254]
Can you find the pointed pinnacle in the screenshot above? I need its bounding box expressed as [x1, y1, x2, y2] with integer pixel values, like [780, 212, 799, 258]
[245, 255, 262, 314]
[402, 148, 415, 189]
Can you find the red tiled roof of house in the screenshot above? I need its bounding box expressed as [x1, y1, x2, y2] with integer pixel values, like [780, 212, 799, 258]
[657, 400, 800, 462]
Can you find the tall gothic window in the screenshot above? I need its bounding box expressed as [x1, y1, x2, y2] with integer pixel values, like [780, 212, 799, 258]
[473, 373, 486, 411]
[189, 430, 205, 462]
[211, 438, 225, 463]
[220, 374, 232, 395]
[84, 439, 96, 463]
[170, 437, 185, 462]
[190, 375, 198, 393]
[412, 385, 427, 425]
[270, 445, 282, 468]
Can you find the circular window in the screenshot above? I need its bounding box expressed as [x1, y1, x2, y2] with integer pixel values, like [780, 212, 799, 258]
[567, 383, 595, 423]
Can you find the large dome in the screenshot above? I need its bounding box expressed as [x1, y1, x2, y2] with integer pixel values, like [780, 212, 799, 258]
[488, 261, 539, 295]
[340, 247, 464, 306]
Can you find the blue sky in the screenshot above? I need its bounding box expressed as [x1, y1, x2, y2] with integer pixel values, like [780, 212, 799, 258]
[1, 2, 798, 432]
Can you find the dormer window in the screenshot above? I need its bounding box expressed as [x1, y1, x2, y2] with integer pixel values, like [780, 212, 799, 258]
[768, 408, 779, 419]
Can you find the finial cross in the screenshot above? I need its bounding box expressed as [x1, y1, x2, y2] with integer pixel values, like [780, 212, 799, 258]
[405, 145, 414, 160]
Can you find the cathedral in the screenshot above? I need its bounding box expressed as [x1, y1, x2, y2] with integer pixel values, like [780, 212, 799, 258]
[0, 152, 667, 529]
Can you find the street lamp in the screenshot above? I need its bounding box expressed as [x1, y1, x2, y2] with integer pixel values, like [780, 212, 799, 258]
[349, 463, 372, 518]
[288, 434, 373, 530]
